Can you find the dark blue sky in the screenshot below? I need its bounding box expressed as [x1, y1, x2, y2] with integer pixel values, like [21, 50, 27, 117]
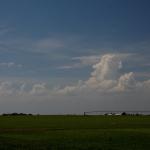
[1, 0, 150, 37]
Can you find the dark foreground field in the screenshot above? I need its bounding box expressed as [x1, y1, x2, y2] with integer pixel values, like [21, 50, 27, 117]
[0, 115, 150, 150]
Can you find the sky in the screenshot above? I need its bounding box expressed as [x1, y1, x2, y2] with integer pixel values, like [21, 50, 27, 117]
[0, 0, 150, 114]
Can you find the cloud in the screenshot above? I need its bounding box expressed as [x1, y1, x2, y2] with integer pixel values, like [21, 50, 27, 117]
[57, 65, 75, 69]
[72, 55, 101, 66]
[0, 62, 22, 68]
[35, 38, 64, 50]
[0, 53, 149, 114]
[0, 25, 12, 36]
[57, 53, 133, 70]
[0, 53, 149, 98]
[57, 55, 101, 69]
[56, 53, 150, 94]
[89, 54, 122, 81]
[135, 72, 150, 78]
[113, 72, 136, 92]
[0, 80, 48, 97]
[30, 83, 47, 95]
[0, 81, 14, 95]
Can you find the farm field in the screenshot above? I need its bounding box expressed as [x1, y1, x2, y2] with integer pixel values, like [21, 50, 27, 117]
[0, 115, 150, 150]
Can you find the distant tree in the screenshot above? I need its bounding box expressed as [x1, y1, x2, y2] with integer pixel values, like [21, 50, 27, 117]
[11, 113, 18, 116]
[121, 112, 127, 116]
[2, 113, 33, 116]
[135, 113, 140, 116]
[2, 113, 8, 116]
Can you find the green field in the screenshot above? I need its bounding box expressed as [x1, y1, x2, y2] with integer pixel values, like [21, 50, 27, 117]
[0, 115, 150, 150]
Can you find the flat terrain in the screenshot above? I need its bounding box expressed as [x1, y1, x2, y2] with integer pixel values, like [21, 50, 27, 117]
[0, 115, 150, 150]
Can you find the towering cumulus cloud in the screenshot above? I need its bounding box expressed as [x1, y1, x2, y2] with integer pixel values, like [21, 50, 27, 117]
[57, 53, 150, 94]
[85, 54, 122, 90]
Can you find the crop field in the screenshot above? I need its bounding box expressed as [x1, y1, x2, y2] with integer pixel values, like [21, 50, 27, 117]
[0, 115, 149, 150]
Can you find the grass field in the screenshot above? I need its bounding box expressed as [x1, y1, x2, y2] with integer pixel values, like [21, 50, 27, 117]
[0, 115, 149, 150]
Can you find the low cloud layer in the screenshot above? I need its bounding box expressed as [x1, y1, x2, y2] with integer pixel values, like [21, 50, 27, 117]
[0, 53, 149, 96]
[0, 53, 149, 114]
